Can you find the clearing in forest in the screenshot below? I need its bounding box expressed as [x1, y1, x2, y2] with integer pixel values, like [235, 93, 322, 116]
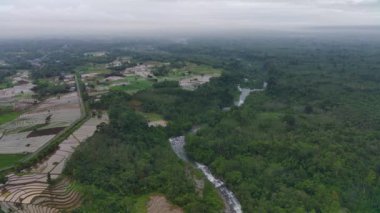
[147, 195, 183, 213]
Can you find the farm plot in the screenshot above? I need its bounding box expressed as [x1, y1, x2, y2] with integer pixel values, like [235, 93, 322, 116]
[0, 92, 81, 155]
[110, 76, 153, 94]
[0, 154, 26, 168]
[76, 63, 111, 74]
[0, 83, 36, 109]
[2, 112, 50, 133]
[0, 83, 35, 100]
[0, 115, 109, 212]
[0, 177, 80, 212]
[0, 132, 54, 154]
[31, 114, 109, 176]
[0, 111, 21, 125]
[0, 202, 59, 213]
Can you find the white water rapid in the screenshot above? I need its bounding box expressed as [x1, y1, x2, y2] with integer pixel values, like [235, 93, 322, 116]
[169, 136, 242, 213]
[235, 81, 268, 107]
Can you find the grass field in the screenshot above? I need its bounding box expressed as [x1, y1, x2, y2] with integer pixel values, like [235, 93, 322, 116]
[177, 63, 222, 75]
[0, 154, 26, 169]
[0, 111, 21, 125]
[75, 63, 111, 74]
[110, 77, 153, 94]
[137, 112, 164, 122]
[132, 195, 149, 213]
[0, 82, 12, 90]
[0, 83, 8, 89]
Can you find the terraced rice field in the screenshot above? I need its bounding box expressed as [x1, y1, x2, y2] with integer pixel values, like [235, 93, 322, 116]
[0, 202, 59, 213]
[0, 115, 109, 212]
[0, 176, 80, 212]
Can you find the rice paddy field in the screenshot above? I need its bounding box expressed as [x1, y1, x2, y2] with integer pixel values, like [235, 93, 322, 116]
[0, 115, 109, 212]
[30, 115, 109, 176]
[0, 70, 98, 212]
[0, 92, 81, 155]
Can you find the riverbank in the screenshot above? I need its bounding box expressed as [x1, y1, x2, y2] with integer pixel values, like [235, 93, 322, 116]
[169, 136, 242, 213]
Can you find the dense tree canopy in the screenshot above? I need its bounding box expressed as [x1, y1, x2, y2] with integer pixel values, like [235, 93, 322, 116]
[186, 40, 380, 212]
[26, 37, 380, 212]
[65, 93, 223, 212]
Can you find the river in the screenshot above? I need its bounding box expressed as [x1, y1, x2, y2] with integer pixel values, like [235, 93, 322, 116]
[235, 81, 268, 107]
[168, 81, 268, 212]
[169, 136, 242, 213]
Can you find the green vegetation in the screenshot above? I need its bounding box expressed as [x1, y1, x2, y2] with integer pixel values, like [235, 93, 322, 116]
[110, 77, 153, 94]
[32, 79, 70, 98]
[178, 63, 222, 75]
[75, 63, 111, 74]
[0, 154, 26, 169]
[2, 75, 89, 174]
[185, 41, 380, 212]
[0, 111, 20, 125]
[132, 195, 149, 213]
[3, 38, 380, 212]
[137, 112, 164, 122]
[0, 70, 13, 89]
[88, 39, 380, 212]
[0, 82, 12, 90]
[65, 93, 223, 212]
[11, 105, 88, 173]
[152, 80, 179, 88]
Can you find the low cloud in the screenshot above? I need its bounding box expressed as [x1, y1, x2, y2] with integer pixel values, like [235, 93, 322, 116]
[0, 0, 379, 38]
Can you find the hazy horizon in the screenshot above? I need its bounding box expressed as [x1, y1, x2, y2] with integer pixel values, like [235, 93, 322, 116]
[1, 0, 380, 39]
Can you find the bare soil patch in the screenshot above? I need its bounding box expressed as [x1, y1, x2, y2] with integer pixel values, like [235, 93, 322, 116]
[148, 120, 167, 127]
[27, 127, 65, 138]
[147, 195, 183, 213]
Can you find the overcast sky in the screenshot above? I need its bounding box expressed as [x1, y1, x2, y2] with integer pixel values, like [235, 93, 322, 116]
[0, 0, 379, 38]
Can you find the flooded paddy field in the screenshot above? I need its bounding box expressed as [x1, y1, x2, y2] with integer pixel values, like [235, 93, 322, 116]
[0, 92, 81, 155]
[0, 115, 109, 212]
